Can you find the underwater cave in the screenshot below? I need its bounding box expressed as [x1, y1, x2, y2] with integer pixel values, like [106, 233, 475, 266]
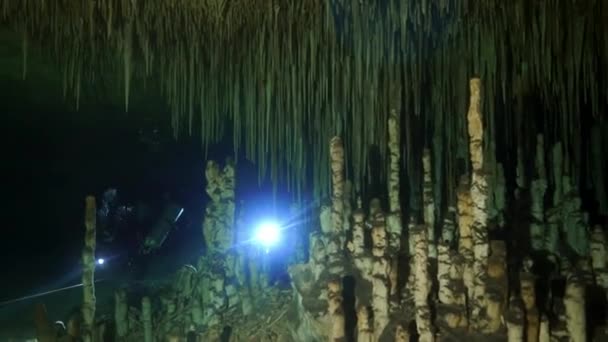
[1, 0, 608, 341]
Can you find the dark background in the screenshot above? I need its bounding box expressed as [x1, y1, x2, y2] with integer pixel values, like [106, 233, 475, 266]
[0, 30, 300, 305]
[0, 97, 298, 308]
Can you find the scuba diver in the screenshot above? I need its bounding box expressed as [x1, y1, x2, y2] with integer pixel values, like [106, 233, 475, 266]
[96, 188, 185, 280]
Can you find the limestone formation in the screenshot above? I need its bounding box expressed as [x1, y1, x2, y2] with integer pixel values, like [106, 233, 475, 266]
[564, 273, 586, 342]
[81, 196, 97, 342]
[423, 148, 437, 259]
[51, 76, 608, 341]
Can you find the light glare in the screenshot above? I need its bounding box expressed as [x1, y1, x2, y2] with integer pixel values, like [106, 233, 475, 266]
[96, 258, 105, 265]
[254, 221, 281, 248]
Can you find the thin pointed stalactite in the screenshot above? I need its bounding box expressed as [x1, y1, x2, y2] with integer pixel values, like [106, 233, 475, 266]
[0, 0, 606, 199]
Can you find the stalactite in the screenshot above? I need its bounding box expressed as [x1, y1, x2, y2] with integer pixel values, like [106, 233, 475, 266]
[123, 19, 133, 112]
[21, 28, 27, 80]
[81, 196, 97, 342]
[1, 0, 605, 194]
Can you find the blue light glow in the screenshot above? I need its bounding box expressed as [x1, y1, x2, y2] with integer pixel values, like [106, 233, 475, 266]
[254, 221, 281, 249]
[96, 258, 105, 265]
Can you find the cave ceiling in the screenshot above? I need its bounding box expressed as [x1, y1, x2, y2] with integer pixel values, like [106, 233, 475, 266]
[0, 0, 606, 199]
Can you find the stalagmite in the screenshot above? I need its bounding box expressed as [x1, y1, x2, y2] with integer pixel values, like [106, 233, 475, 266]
[457, 176, 474, 304]
[539, 314, 550, 342]
[350, 199, 375, 337]
[386, 112, 402, 253]
[506, 297, 525, 342]
[387, 110, 401, 214]
[349, 200, 366, 257]
[546, 142, 563, 254]
[530, 134, 547, 251]
[81, 196, 97, 342]
[591, 225, 608, 288]
[423, 148, 437, 259]
[449, 253, 468, 329]
[551, 302, 569, 340]
[142, 296, 153, 342]
[437, 240, 468, 333]
[356, 306, 373, 342]
[412, 226, 434, 342]
[386, 113, 402, 306]
[442, 206, 457, 245]
[199, 158, 238, 327]
[467, 78, 484, 172]
[5, 2, 608, 338]
[562, 187, 590, 257]
[520, 272, 539, 342]
[466, 78, 489, 330]
[371, 213, 391, 340]
[564, 273, 586, 342]
[437, 241, 451, 305]
[328, 279, 345, 341]
[330, 136, 345, 241]
[395, 323, 410, 342]
[114, 289, 129, 338]
[485, 240, 508, 333]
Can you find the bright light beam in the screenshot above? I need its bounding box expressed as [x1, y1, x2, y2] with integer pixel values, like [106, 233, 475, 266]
[253, 221, 281, 249]
[96, 258, 105, 265]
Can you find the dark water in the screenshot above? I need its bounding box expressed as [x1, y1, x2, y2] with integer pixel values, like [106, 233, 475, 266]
[0, 101, 207, 336]
[0, 99, 300, 337]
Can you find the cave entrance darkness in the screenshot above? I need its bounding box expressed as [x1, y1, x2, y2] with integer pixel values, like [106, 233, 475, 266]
[343, 275, 357, 341]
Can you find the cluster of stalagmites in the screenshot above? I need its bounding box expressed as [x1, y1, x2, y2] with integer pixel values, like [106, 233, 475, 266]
[288, 78, 608, 341]
[36, 78, 607, 341]
[106, 158, 293, 341]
